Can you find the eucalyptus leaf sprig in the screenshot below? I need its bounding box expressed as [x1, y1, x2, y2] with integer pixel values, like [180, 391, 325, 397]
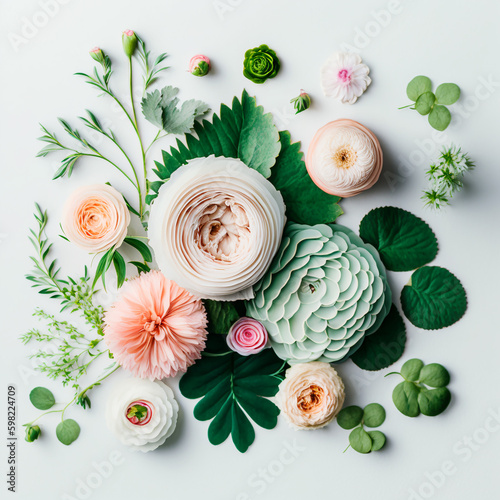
[400, 76, 460, 131]
[422, 145, 475, 209]
[337, 403, 387, 454]
[386, 359, 451, 417]
[24, 364, 119, 446]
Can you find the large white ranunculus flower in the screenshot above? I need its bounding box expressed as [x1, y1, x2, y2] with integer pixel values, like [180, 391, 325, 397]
[148, 155, 286, 301]
[105, 378, 179, 452]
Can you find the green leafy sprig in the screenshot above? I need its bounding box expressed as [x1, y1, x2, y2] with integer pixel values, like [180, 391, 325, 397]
[422, 145, 475, 209]
[386, 359, 451, 417]
[400, 76, 460, 131]
[337, 403, 387, 454]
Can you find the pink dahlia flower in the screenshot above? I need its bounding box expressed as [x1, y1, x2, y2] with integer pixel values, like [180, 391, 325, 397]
[226, 317, 268, 356]
[104, 271, 208, 380]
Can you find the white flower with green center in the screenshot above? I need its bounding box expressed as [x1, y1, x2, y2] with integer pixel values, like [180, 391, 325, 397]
[247, 223, 391, 364]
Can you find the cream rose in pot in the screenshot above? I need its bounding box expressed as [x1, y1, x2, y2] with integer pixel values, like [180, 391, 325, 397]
[276, 362, 345, 430]
[148, 156, 286, 301]
[61, 184, 130, 253]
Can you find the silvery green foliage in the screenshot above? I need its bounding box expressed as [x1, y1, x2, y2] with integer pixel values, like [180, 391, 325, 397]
[247, 223, 392, 364]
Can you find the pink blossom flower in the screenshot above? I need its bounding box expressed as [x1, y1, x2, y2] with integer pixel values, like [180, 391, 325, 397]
[320, 52, 371, 104]
[226, 317, 268, 356]
[104, 271, 208, 380]
[189, 55, 211, 77]
[123, 29, 135, 37]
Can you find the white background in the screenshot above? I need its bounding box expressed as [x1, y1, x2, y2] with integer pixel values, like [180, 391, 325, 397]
[1, 1, 500, 499]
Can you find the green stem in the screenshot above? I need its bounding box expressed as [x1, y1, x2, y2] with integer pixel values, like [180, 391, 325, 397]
[145, 130, 166, 154]
[128, 56, 148, 219]
[398, 104, 414, 110]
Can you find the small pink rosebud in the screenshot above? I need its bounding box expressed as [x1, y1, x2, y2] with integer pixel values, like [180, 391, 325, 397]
[189, 55, 211, 77]
[122, 30, 138, 57]
[226, 317, 268, 356]
[89, 47, 105, 64]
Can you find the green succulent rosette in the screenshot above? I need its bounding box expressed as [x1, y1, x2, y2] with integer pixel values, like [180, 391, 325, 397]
[247, 223, 392, 364]
[243, 44, 280, 84]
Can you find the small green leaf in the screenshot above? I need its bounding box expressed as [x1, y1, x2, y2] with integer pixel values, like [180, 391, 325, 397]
[393, 381, 420, 417]
[124, 237, 153, 262]
[401, 266, 467, 330]
[351, 304, 406, 371]
[56, 419, 80, 445]
[415, 92, 436, 115]
[419, 363, 450, 387]
[359, 207, 438, 272]
[337, 406, 364, 429]
[349, 427, 373, 454]
[363, 403, 386, 428]
[92, 247, 115, 289]
[418, 387, 451, 416]
[435, 83, 460, 105]
[368, 430, 386, 451]
[428, 105, 451, 131]
[401, 359, 424, 382]
[112, 251, 126, 288]
[204, 299, 244, 335]
[407, 76, 432, 101]
[29, 387, 55, 410]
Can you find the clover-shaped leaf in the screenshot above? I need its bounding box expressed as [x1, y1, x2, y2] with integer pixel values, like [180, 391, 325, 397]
[415, 92, 436, 115]
[407, 76, 432, 101]
[337, 406, 363, 430]
[180, 334, 286, 453]
[435, 83, 460, 105]
[29, 387, 55, 410]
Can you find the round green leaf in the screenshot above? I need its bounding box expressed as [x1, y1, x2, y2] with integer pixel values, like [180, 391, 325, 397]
[435, 83, 460, 105]
[29, 387, 55, 410]
[393, 381, 420, 417]
[349, 427, 373, 454]
[401, 359, 424, 382]
[428, 105, 451, 131]
[368, 430, 386, 451]
[415, 92, 436, 115]
[419, 363, 450, 387]
[56, 419, 80, 446]
[352, 305, 406, 371]
[359, 207, 438, 272]
[418, 388, 451, 416]
[337, 406, 363, 429]
[407, 76, 432, 101]
[363, 403, 386, 428]
[401, 266, 467, 330]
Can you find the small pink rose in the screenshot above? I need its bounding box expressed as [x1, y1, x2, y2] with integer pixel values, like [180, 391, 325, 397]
[189, 55, 210, 76]
[226, 317, 268, 356]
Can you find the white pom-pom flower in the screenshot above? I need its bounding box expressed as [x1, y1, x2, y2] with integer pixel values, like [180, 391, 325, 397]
[148, 155, 286, 301]
[320, 52, 371, 104]
[105, 378, 179, 452]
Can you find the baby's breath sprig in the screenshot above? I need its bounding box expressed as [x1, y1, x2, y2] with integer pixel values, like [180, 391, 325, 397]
[422, 145, 475, 209]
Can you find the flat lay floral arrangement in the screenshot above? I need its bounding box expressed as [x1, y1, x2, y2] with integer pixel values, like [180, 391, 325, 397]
[23, 31, 471, 454]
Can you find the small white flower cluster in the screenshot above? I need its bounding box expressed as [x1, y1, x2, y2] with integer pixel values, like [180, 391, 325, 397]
[423, 145, 475, 209]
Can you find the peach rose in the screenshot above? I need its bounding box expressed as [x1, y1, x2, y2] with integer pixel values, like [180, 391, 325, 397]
[276, 362, 345, 430]
[61, 184, 130, 253]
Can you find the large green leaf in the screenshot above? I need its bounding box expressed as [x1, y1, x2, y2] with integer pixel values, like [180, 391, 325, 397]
[351, 304, 406, 371]
[148, 90, 281, 204]
[179, 335, 286, 453]
[269, 131, 343, 224]
[359, 206, 438, 272]
[401, 266, 467, 329]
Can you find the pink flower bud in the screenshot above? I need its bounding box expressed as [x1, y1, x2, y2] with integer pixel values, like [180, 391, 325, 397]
[122, 30, 138, 57]
[226, 317, 268, 356]
[189, 55, 211, 77]
[89, 47, 105, 64]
